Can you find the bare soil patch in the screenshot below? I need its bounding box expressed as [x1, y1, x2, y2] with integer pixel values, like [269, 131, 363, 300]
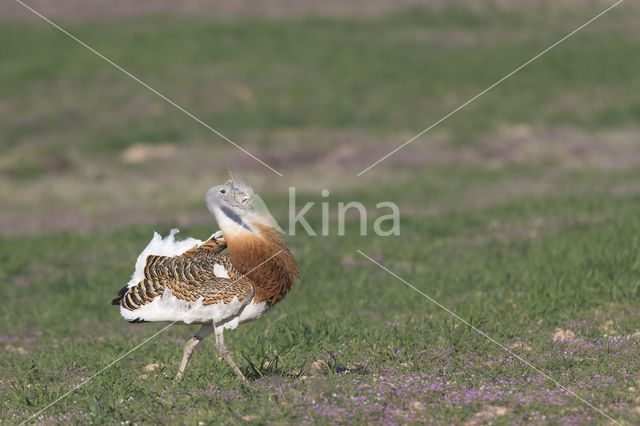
[1, 126, 638, 237]
[260, 127, 640, 172]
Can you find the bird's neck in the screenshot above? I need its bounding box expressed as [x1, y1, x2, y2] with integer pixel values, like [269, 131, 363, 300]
[223, 224, 299, 306]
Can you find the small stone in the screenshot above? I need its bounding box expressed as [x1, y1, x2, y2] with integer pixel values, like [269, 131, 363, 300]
[465, 406, 508, 424]
[552, 328, 575, 341]
[508, 341, 531, 351]
[410, 401, 426, 411]
[600, 320, 617, 335]
[311, 359, 328, 372]
[4, 345, 28, 355]
[121, 144, 177, 164]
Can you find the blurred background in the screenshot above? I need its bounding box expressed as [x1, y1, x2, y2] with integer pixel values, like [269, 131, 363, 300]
[2, 1, 640, 423]
[1, 0, 638, 236]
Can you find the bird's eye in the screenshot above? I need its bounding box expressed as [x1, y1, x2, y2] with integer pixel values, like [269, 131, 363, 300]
[220, 189, 226, 194]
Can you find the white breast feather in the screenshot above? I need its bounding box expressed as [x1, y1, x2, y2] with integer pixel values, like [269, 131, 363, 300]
[234, 301, 269, 327]
[119, 290, 268, 328]
[120, 289, 250, 326]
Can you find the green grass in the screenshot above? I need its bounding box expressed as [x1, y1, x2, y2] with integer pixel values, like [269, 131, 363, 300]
[2, 174, 640, 423]
[2, 2, 640, 424]
[1, 6, 639, 158]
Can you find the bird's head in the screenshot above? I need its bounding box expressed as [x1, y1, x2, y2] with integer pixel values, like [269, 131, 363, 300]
[205, 174, 279, 239]
[206, 174, 299, 305]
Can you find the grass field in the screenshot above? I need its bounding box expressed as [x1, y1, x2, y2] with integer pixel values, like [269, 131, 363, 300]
[2, 1, 640, 424]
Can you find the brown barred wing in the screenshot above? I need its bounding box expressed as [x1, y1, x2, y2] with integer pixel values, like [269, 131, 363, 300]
[177, 236, 227, 258]
[119, 254, 253, 311]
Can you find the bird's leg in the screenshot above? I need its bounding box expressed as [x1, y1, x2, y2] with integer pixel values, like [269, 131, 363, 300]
[174, 324, 214, 381]
[214, 326, 247, 381]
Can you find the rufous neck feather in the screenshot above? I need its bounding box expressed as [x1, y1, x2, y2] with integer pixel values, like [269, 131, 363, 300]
[224, 223, 299, 305]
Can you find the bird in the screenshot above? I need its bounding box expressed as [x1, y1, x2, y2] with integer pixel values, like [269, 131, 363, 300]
[111, 176, 299, 381]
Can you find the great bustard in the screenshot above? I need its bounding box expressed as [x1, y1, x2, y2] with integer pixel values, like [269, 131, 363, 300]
[111, 177, 299, 380]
